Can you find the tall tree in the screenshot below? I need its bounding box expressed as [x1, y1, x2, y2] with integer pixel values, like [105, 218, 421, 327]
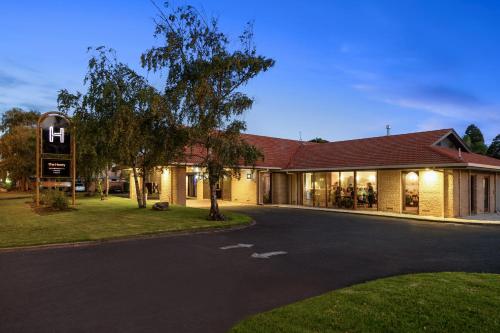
[463, 124, 488, 155]
[309, 137, 329, 143]
[487, 134, 500, 159]
[59, 47, 187, 208]
[0, 108, 39, 133]
[0, 108, 39, 191]
[142, 3, 274, 220]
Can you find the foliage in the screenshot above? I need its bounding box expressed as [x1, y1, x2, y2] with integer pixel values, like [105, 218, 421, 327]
[0, 107, 39, 133]
[142, 3, 274, 220]
[41, 189, 69, 210]
[487, 134, 500, 159]
[463, 124, 488, 154]
[58, 47, 188, 208]
[0, 108, 38, 191]
[309, 137, 328, 143]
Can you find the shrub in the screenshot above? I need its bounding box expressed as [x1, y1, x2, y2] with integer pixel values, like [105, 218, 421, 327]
[41, 189, 69, 210]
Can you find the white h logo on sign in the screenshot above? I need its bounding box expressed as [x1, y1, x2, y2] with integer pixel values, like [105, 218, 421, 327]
[49, 126, 65, 143]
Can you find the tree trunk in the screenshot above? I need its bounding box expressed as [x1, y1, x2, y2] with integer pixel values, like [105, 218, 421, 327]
[105, 164, 110, 197]
[208, 179, 225, 221]
[140, 167, 148, 209]
[131, 164, 143, 208]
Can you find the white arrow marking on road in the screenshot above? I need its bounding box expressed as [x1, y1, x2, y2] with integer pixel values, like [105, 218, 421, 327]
[251, 251, 287, 259]
[219, 243, 254, 250]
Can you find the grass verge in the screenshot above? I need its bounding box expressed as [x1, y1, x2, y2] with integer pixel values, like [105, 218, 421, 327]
[230, 272, 500, 333]
[0, 195, 251, 248]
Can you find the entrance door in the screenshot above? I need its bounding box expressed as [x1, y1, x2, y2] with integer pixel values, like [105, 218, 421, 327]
[260, 172, 272, 204]
[484, 177, 490, 212]
[222, 176, 231, 201]
[187, 174, 196, 198]
[403, 171, 419, 213]
[471, 175, 477, 214]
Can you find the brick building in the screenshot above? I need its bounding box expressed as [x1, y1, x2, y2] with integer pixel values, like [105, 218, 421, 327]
[130, 129, 500, 218]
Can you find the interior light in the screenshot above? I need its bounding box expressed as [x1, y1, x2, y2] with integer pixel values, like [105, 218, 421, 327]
[407, 172, 418, 182]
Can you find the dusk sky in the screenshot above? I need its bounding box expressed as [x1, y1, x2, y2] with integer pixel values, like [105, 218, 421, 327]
[1, 0, 499, 143]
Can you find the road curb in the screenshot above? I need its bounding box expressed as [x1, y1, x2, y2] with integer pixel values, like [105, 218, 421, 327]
[273, 205, 500, 226]
[0, 219, 256, 254]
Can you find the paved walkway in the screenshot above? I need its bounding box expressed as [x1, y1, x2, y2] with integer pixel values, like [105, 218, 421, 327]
[276, 204, 500, 225]
[1, 206, 500, 333]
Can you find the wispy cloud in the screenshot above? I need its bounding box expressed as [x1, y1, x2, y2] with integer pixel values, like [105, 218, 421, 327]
[0, 63, 59, 112]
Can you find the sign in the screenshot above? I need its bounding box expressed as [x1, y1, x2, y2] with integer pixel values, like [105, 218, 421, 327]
[36, 112, 76, 207]
[41, 115, 71, 155]
[42, 159, 71, 178]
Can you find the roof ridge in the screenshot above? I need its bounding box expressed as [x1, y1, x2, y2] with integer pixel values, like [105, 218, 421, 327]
[317, 128, 453, 146]
[242, 132, 317, 144]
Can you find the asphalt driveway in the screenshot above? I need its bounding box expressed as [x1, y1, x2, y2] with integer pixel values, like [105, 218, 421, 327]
[1, 207, 500, 333]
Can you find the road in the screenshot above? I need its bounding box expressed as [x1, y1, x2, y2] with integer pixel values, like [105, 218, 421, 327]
[1, 206, 500, 333]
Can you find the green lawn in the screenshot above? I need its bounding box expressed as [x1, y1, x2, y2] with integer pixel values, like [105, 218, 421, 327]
[230, 272, 500, 333]
[0, 195, 251, 248]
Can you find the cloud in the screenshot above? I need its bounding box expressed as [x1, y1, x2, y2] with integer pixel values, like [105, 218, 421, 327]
[0, 70, 27, 87]
[0, 64, 59, 112]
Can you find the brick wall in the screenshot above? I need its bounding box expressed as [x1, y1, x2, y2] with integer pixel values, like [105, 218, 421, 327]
[272, 173, 289, 204]
[377, 170, 402, 213]
[231, 169, 258, 204]
[419, 170, 444, 217]
[495, 173, 500, 212]
[159, 168, 171, 202]
[171, 166, 186, 206]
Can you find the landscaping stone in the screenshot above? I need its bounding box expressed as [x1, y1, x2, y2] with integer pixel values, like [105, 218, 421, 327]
[152, 202, 170, 211]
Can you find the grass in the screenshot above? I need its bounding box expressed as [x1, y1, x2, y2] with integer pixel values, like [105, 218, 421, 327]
[0, 195, 251, 248]
[230, 272, 500, 333]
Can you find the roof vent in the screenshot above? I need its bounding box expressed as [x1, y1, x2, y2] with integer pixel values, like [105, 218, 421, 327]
[458, 147, 462, 159]
[386, 125, 391, 136]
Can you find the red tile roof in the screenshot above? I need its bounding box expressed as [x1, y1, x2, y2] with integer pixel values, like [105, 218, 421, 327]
[183, 129, 500, 170]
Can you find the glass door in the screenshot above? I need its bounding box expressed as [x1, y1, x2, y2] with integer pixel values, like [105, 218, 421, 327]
[403, 171, 419, 213]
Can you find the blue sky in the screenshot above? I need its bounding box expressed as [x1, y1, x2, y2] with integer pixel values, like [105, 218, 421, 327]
[1, 1, 499, 143]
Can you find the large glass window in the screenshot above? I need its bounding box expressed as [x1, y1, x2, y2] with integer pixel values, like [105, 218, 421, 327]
[303, 173, 314, 206]
[356, 171, 377, 210]
[403, 171, 419, 213]
[313, 173, 327, 207]
[327, 172, 341, 208]
[339, 171, 355, 209]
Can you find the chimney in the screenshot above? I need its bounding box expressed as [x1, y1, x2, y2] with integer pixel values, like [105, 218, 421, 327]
[386, 125, 391, 136]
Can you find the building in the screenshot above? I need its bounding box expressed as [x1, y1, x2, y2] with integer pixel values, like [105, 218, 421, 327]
[130, 129, 500, 218]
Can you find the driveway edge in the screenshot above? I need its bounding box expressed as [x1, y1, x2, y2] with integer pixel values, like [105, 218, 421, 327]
[0, 220, 256, 254]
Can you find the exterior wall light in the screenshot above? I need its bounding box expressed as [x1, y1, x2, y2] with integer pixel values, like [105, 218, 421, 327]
[247, 173, 252, 179]
[423, 170, 438, 184]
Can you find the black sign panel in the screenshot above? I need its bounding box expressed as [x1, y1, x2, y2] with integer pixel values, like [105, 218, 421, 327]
[42, 159, 71, 178]
[41, 115, 71, 155]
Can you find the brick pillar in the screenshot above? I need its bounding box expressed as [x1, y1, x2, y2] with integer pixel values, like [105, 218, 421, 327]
[171, 166, 186, 206]
[159, 167, 171, 203]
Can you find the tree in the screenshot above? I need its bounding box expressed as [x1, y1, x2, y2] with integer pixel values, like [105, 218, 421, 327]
[0, 108, 39, 133]
[59, 47, 187, 208]
[463, 124, 488, 155]
[487, 134, 500, 159]
[142, 3, 274, 220]
[0, 108, 39, 191]
[309, 137, 329, 143]
[58, 92, 109, 196]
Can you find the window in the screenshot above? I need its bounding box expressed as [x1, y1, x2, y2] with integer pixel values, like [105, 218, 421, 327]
[403, 171, 419, 213]
[356, 171, 377, 210]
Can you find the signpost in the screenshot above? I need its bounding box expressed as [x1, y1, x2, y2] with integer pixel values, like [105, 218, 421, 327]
[35, 112, 76, 207]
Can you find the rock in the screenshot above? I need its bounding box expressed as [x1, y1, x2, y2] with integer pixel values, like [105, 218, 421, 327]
[152, 202, 170, 211]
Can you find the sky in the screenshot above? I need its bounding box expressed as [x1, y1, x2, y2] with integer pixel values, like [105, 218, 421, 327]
[1, 0, 499, 143]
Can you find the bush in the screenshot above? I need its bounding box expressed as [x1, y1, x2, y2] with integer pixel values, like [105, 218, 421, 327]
[41, 189, 69, 210]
